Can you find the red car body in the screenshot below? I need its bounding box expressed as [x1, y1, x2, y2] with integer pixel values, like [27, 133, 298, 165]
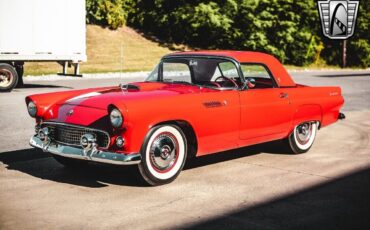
[26, 51, 344, 185]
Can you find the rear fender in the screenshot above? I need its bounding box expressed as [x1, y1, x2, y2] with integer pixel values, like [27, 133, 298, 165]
[293, 105, 322, 128]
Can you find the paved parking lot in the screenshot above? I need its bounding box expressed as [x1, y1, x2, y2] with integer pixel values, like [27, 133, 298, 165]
[0, 70, 369, 229]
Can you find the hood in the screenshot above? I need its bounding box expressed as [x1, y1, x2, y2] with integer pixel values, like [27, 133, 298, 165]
[60, 82, 212, 110]
[32, 82, 216, 126]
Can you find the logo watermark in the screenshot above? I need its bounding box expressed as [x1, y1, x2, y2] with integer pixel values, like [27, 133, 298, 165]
[317, 0, 359, 39]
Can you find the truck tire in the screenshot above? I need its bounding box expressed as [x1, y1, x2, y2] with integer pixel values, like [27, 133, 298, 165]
[0, 63, 18, 92]
[15, 64, 24, 88]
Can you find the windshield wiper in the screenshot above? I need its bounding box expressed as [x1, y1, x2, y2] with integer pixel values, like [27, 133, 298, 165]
[162, 80, 218, 90]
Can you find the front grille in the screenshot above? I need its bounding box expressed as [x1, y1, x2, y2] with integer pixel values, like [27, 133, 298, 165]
[42, 123, 110, 148]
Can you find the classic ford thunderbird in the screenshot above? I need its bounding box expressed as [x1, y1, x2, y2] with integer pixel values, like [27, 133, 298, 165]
[26, 51, 345, 185]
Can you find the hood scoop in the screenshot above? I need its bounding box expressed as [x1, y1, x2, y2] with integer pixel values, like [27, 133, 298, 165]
[119, 83, 140, 91]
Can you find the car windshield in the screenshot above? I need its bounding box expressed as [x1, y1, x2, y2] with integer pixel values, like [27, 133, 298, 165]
[146, 57, 241, 89]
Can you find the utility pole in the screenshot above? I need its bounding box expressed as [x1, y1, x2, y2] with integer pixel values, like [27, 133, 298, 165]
[121, 42, 124, 77]
[342, 40, 347, 68]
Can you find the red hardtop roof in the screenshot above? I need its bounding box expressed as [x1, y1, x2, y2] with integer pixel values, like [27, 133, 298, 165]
[165, 50, 272, 62]
[164, 50, 296, 87]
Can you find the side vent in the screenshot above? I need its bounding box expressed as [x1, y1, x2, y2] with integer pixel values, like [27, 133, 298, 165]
[119, 84, 140, 91]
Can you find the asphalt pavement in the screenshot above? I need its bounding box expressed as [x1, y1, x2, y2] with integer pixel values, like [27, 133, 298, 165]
[0, 70, 369, 229]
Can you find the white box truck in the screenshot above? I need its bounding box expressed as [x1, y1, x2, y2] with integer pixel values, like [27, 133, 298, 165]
[0, 0, 86, 91]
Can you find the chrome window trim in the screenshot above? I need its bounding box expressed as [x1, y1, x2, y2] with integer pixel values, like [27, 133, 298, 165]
[158, 55, 245, 91]
[239, 62, 278, 89]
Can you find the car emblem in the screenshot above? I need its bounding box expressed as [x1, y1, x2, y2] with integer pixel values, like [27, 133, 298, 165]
[317, 0, 359, 39]
[66, 109, 74, 116]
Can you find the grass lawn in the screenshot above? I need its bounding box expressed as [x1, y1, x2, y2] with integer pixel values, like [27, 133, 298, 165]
[24, 25, 172, 75]
[24, 25, 358, 76]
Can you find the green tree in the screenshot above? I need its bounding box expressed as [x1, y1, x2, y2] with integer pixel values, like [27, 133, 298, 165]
[232, 0, 320, 65]
[86, 0, 369, 67]
[86, 0, 127, 30]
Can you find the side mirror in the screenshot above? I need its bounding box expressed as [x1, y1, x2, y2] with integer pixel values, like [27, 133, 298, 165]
[244, 78, 256, 89]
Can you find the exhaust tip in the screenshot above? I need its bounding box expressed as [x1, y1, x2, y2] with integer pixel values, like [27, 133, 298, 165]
[338, 112, 346, 120]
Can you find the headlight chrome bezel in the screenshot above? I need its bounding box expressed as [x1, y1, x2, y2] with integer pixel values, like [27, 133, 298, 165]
[27, 101, 37, 117]
[110, 108, 123, 128]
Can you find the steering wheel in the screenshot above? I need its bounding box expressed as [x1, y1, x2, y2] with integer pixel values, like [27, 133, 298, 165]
[208, 82, 222, 88]
[215, 76, 238, 88]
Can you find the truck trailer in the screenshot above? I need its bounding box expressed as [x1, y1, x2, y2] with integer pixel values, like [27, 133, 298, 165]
[0, 0, 86, 91]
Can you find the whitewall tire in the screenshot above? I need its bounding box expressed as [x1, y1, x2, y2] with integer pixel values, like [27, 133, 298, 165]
[138, 125, 187, 186]
[287, 121, 318, 154]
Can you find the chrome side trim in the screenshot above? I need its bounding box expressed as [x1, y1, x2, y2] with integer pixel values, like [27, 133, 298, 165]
[30, 135, 141, 165]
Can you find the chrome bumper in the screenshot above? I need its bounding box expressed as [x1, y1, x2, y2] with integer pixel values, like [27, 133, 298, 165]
[29, 135, 141, 165]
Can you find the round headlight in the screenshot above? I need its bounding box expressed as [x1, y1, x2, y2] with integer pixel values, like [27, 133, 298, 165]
[27, 101, 37, 117]
[110, 108, 123, 128]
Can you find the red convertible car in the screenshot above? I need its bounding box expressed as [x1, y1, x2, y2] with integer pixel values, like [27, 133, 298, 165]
[26, 51, 345, 185]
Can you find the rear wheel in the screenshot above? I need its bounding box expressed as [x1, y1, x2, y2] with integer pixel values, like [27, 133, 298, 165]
[53, 155, 88, 168]
[0, 63, 18, 92]
[286, 121, 318, 154]
[138, 125, 187, 186]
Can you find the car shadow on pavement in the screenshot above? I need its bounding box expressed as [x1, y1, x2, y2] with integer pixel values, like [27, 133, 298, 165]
[0, 148, 146, 188]
[314, 72, 370, 78]
[0, 141, 287, 188]
[183, 166, 370, 230]
[184, 140, 287, 170]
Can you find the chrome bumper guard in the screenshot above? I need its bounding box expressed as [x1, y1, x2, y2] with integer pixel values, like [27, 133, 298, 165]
[29, 135, 141, 165]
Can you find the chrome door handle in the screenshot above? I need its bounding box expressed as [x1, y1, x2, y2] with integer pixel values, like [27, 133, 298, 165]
[279, 93, 289, 98]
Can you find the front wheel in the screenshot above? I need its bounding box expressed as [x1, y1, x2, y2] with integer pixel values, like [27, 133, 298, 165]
[138, 125, 187, 186]
[286, 121, 318, 154]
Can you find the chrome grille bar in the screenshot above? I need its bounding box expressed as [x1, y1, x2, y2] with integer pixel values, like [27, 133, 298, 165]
[41, 122, 110, 148]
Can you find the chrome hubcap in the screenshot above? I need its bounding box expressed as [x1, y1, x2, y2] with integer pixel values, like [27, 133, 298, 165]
[160, 145, 171, 159]
[296, 122, 313, 145]
[0, 69, 13, 87]
[149, 132, 178, 172]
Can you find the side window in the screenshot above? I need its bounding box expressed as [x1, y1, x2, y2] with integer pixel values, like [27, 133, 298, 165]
[146, 64, 159, 81]
[217, 61, 239, 79]
[241, 64, 275, 89]
[163, 62, 191, 83]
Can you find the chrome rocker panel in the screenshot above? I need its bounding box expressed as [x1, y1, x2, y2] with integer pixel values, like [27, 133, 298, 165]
[30, 135, 141, 165]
